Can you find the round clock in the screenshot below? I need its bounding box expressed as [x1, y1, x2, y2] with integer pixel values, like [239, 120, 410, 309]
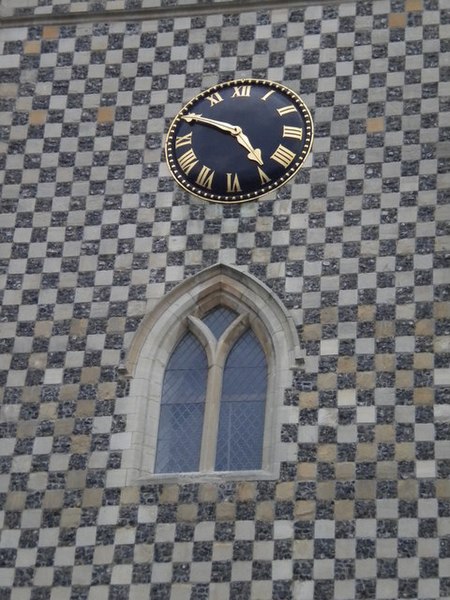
[165, 78, 313, 204]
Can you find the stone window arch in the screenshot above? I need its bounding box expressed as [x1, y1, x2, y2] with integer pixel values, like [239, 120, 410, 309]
[122, 264, 302, 484]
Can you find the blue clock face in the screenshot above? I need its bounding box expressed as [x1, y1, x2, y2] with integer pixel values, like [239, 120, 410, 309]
[165, 79, 314, 204]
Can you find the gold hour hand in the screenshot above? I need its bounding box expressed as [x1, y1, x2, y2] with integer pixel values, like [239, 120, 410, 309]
[182, 113, 264, 165]
[235, 131, 263, 166]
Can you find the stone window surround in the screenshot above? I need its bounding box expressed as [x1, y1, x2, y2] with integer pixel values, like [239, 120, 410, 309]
[122, 263, 303, 485]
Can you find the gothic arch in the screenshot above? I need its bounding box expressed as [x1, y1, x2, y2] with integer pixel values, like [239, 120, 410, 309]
[122, 263, 303, 483]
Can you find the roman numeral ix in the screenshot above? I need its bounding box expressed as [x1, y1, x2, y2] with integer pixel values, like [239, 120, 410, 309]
[178, 148, 199, 174]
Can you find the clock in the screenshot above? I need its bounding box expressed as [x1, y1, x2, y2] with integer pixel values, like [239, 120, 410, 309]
[165, 78, 313, 204]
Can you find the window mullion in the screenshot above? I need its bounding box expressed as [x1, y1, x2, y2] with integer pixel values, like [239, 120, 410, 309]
[199, 362, 223, 471]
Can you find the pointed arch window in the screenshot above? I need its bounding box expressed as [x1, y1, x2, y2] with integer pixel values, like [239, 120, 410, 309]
[124, 264, 302, 482]
[155, 307, 267, 474]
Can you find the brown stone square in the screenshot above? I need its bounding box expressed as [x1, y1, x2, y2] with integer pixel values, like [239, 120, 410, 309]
[121, 487, 140, 505]
[434, 302, 450, 318]
[413, 388, 434, 405]
[276, 482, 295, 500]
[356, 372, 376, 388]
[160, 484, 179, 503]
[5, 492, 26, 510]
[216, 502, 236, 520]
[405, 0, 422, 10]
[34, 321, 53, 337]
[302, 324, 321, 340]
[39, 403, 57, 420]
[97, 107, 115, 122]
[416, 319, 433, 336]
[375, 354, 395, 372]
[22, 387, 41, 402]
[71, 435, 90, 454]
[395, 370, 414, 387]
[54, 418, 74, 435]
[335, 500, 354, 520]
[436, 480, 450, 499]
[17, 422, 37, 438]
[318, 444, 336, 462]
[395, 443, 415, 461]
[61, 508, 81, 527]
[375, 321, 395, 337]
[70, 319, 88, 337]
[60, 385, 80, 401]
[75, 400, 95, 417]
[237, 482, 256, 501]
[398, 480, 418, 500]
[24, 40, 41, 54]
[335, 462, 355, 480]
[297, 463, 316, 480]
[317, 482, 335, 500]
[317, 372, 337, 389]
[43, 490, 64, 509]
[376, 462, 397, 479]
[414, 353, 433, 369]
[294, 501, 315, 520]
[356, 443, 377, 461]
[299, 392, 318, 409]
[83, 488, 103, 507]
[337, 356, 356, 373]
[320, 307, 338, 324]
[67, 470, 87, 490]
[81, 367, 101, 384]
[366, 118, 384, 133]
[43, 26, 60, 39]
[107, 317, 126, 332]
[355, 481, 376, 499]
[255, 501, 274, 521]
[375, 425, 395, 443]
[198, 483, 218, 503]
[388, 12, 406, 28]
[177, 503, 197, 522]
[293, 539, 314, 559]
[98, 383, 117, 400]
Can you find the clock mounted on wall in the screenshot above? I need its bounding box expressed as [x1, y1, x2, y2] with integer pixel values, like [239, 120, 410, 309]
[165, 78, 313, 204]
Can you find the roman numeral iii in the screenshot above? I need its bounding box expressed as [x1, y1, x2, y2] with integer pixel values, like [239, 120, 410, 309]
[270, 144, 296, 167]
[283, 125, 303, 140]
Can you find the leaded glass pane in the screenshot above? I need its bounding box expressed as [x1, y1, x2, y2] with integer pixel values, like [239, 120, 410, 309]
[155, 333, 207, 473]
[155, 404, 204, 473]
[202, 306, 237, 339]
[215, 329, 267, 471]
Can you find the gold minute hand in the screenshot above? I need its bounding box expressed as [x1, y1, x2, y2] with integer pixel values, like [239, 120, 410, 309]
[181, 113, 264, 165]
[181, 113, 241, 135]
